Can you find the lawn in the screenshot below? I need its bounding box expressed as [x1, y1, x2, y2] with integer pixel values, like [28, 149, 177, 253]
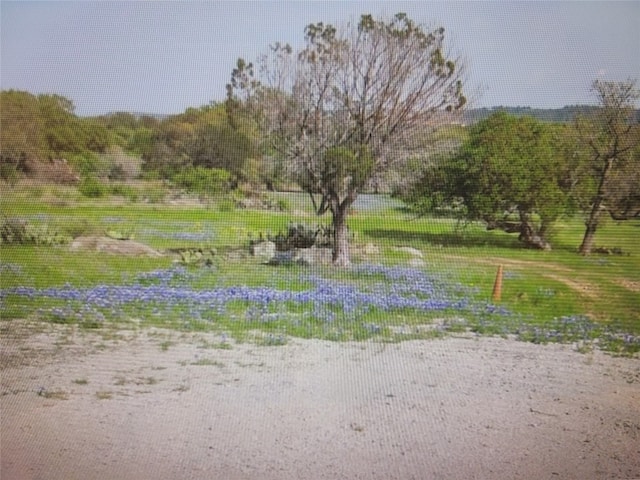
[1, 183, 639, 354]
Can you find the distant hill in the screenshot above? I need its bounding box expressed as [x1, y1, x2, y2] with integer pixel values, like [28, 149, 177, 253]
[94, 106, 640, 125]
[101, 111, 171, 121]
[464, 105, 640, 124]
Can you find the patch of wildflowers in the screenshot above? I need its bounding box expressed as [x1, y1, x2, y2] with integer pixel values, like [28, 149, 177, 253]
[5, 263, 636, 352]
[139, 228, 215, 242]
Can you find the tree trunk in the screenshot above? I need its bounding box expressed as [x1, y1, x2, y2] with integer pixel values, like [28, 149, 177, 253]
[518, 212, 551, 250]
[578, 158, 614, 255]
[332, 204, 351, 267]
[578, 207, 602, 255]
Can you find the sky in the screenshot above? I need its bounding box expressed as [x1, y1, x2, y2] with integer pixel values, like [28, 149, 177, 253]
[1, 1, 639, 117]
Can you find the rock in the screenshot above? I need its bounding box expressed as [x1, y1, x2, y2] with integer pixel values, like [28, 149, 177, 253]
[250, 241, 276, 263]
[70, 236, 162, 257]
[268, 246, 333, 266]
[293, 246, 333, 266]
[268, 251, 296, 266]
[363, 243, 380, 255]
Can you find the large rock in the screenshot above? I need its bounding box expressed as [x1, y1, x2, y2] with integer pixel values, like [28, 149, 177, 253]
[363, 243, 380, 255]
[268, 246, 333, 266]
[293, 246, 333, 266]
[70, 236, 162, 257]
[250, 241, 276, 263]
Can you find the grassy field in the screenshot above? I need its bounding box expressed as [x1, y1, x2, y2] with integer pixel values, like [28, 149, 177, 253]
[1, 182, 639, 354]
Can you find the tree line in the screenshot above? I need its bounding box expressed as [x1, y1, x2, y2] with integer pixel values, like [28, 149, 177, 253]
[0, 91, 262, 191]
[463, 105, 640, 125]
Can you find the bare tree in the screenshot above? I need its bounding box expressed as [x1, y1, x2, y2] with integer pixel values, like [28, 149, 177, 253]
[576, 79, 639, 255]
[227, 13, 466, 266]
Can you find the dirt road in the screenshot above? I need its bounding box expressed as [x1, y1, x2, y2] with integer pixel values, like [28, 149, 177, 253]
[2, 326, 639, 479]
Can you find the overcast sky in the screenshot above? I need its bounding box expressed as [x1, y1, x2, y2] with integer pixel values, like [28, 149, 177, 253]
[2, 1, 639, 116]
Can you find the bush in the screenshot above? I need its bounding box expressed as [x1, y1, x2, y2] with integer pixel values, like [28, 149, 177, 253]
[0, 216, 70, 246]
[1, 217, 28, 244]
[0, 162, 21, 184]
[101, 146, 143, 180]
[267, 223, 334, 251]
[172, 167, 232, 197]
[58, 218, 97, 238]
[109, 183, 138, 201]
[139, 183, 167, 203]
[23, 158, 80, 185]
[276, 198, 291, 212]
[68, 153, 107, 178]
[108, 164, 127, 181]
[217, 198, 237, 212]
[78, 176, 106, 198]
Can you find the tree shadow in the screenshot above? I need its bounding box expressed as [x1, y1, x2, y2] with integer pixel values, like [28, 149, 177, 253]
[363, 227, 523, 250]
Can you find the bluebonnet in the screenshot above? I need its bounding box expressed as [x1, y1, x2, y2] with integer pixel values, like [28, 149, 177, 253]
[2, 264, 510, 329]
[139, 228, 215, 242]
[3, 263, 637, 351]
[135, 266, 193, 285]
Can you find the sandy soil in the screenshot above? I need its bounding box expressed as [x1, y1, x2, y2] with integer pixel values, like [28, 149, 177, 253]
[1, 324, 639, 480]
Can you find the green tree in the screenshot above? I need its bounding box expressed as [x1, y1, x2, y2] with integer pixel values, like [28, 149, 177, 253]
[37, 94, 85, 155]
[227, 13, 466, 266]
[0, 90, 44, 171]
[1, 91, 110, 180]
[185, 123, 255, 182]
[171, 166, 231, 198]
[141, 103, 257, 184]
[411, 112, 571, 249]
[574, 79, 640, 255]
[141, 112, 198, 177]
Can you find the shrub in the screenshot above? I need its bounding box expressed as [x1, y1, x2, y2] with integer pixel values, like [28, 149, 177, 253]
[1, 217, 28, 244]
[0, 216, 70, 246]
[109, 183, 138, 201]
[276, 198, 291, 212]
[79, 176, 106, 198]
[0, 162, 21, 184]
[217, 198, 237, 212]
[267, 223, 334, 251]
[139, 183, 167, 203]
[68, 153, 106, 178]
[108, 164, 127, 181]
[101, 146, 142, 180]
[58, 218, 96, 238]
[172, 167, 232, 197]
[23, 158, 80, 185]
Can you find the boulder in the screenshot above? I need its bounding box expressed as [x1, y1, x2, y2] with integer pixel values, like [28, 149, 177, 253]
[363, 243, 380, 255]
[250, 241, 276, 263]
[268, 246, 333, 266]
[70, 236, 162, 257]
[268, 250, 296, 266]
[293, 246, 333, 266]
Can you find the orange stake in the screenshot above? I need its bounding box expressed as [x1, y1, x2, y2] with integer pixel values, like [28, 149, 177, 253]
[492, 265, 504, 302]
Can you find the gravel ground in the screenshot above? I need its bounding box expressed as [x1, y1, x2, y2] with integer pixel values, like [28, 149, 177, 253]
[2, 325, 639, 480]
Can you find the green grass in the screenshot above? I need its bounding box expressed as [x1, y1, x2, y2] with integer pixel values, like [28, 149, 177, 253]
[0, 245, 172, 288]
[2, 182, 638, 354]
[351, 210, 640, 331]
